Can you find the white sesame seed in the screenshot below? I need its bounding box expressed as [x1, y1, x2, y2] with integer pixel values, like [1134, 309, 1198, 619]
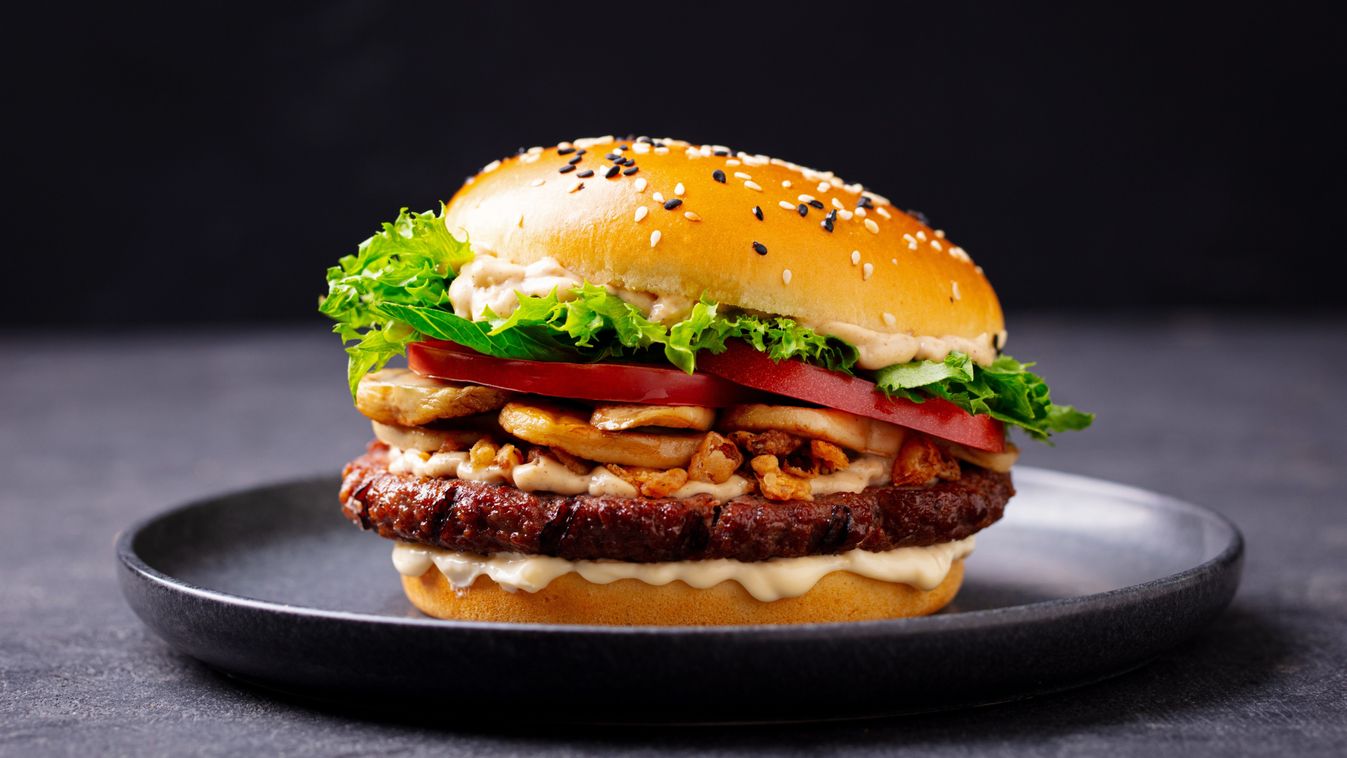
[863, 262, 874, 280]
[797, 194, 816, 204]
[634, 206, 648, 222]
[931, 240, 943, 251]
[782, 269, 793, 285]
[975, 265, 984, 275]
[831, 197, 845, 210]
[527, 146, 543, 154]
[530, 178, 545, 187]
[850, 250, 861, 265]
[838, 209, 853, 221]
[891, 258, 898, 264]
[734, 171, 752, 180]
[935, 229, 946, 238]
[744, 180, 763, 192]
[817, 181, 831, 193]
[633, 142, 651, 154]
[781, 180, 793, 188]
[952, 281, 962, 300]
[778, 200, 795, 211]
[908, 241, 918, 250]
[726, 159, 741, 166]
[557, 141, 573, 150]
[683, 211, 701, 221]
[634, 177, 648, 192]
[653, 191, 665, 203]
[864, 218, 880, 234]
[654, 146, 669, 154]
[916, 230, 927, 241]
[882, 312, 897, 327]
[674, 182, 686, 197]
[855, 207, 868, 218]
[876, 206, 892, 219]
[568, 180, 583, 193]
[481, 160, 501, 173]
[650, 230, 662, 248]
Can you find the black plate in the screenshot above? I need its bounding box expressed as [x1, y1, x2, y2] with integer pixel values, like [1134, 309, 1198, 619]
[116, 468, 1242, 722]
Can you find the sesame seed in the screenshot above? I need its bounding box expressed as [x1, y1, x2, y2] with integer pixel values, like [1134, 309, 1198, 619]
[605, 164, 621, 178]
[808, 199, 825, 209]
[838, 209, 853, 221]
[797, 203, 808, 217]
[935, 229, 946, 238]
[568, 180, 584, 193]
[684, 211, 701, 221]
[817, 181, 830, 193]
[931, 240, 943, 251]
[557, 146, 576, 155]
[882, 312, 897, 327]
[674, 182, 685, 197]
[876, 206, 892, 219]
[752, 241, 768, 255]
[482, 160, 501, 173]
[568, 155, 583, 165]
[831, 198, 844, 210]
[855, 207, 868, 218]
[558, 164, 576, 174]
[797, 194, 816, 204]
[744, 180, 763, 192]
[752, 206, 764, 221]
[857, 195, 874, 209]
[530, 178, 545, 187]
[634, 177, 648, 192]
[863, 263, 874, 280]
[850, 250, 861, 265]
[663, 198, 683, 210]
[654, 146, 669, 154]
[653, 192, 665, 203]
[605, 152, 621, 161]
[734, 171, 752, 180]
[575, 148, 587, 155]
[782, 180, 793, 188]
[891, 258, 898, 264]
[908, 241, 918, 250]
[952, 281, 962, 300]
[634, 206, 648, 222]
[623, 166, 639, 175]
[650, 230, 662, 248]
[864, 218, 880, 234]
[726, 159, 741, 166]
[782, 268, 793, 284]
[821, 218, 834, 232]
[779, 201, 795, 211]
[576, 169, 594, 178]
[713, 148, 730, 156]
[712, 169, 726, 183]
[916, 230, 927, 241]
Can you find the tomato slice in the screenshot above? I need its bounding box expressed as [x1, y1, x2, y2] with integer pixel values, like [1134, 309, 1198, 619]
[407, 340, 766, 407]
[697, 342, 1005, 452]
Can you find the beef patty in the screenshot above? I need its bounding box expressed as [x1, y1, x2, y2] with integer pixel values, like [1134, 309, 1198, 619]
[340, 442, 1013, 563]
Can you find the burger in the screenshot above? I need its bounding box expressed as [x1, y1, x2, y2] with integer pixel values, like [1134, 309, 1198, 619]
[320, 135, 1091, 625]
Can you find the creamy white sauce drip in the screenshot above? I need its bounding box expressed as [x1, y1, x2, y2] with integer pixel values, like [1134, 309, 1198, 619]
[392, 536, 974, 602]
[386, 447, 889, 499]
[449, 255, 582, 320]
[812, 321, 1000, 369]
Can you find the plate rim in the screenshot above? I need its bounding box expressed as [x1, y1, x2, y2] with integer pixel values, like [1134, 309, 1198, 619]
[115, 466, 1244, 638]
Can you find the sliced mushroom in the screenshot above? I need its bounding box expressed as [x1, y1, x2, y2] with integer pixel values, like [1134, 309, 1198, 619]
[499, 402, 701, 468]
[356, 368, 511, 426]
[371, 420, 488, 453]
[590, 404, 715, 431]
[721, 404, 904, 455]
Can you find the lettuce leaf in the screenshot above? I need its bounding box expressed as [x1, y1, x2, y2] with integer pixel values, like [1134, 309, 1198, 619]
[875, 353, 1094, 441]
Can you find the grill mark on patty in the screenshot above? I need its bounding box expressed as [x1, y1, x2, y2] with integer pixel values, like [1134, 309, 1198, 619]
[339, 442, 1012, 563]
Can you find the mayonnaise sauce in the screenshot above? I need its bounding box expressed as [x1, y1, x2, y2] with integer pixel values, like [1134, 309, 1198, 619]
[811, 321, 999, 369]
[392, 536, 975, 602]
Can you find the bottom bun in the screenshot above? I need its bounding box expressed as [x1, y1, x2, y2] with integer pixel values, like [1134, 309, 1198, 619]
[401, 560, 964, 626]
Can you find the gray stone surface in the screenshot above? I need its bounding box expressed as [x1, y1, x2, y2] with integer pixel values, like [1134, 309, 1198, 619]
[2, 315, 1344, 756]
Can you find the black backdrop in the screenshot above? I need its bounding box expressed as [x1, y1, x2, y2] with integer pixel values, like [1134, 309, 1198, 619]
[6, 2, 1344, 325]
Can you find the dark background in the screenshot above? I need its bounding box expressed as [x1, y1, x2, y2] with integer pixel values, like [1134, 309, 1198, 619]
[6, 2, 1345, 326]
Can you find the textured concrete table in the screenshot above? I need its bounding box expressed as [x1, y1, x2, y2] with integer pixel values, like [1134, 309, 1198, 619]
[2, 316, 1344, 756]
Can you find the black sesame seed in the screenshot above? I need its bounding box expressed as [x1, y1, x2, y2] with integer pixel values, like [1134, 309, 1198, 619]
[637, 136, 652, 143]
[618, 144, 629, 151]
[576, 149, 587, 155]
[604, 164, 621, 178]
[557, 146, 576, 155]
[797, 204, 808, 217]
[568, 155, 583, 165]
[558, 164, 576, 174]
[620, 157, 634, 166]
[752, 206, 763, 221]
[605, 152, 621, 161]
[807, 199, 824, 209]
[752, 241, 768, 256]
[856, 195, 873, 209]
[576, 169, 594, 178]
[712, 169, 726, 183]
[907, 208, 931, 225]
[622, 166, 639, 175]
[713, 149, 730, 156]
[516, 146, 526, 155]
[821, 218, 834, 233]
[826, 209, 838, 221]
[663, 198, 683, 210]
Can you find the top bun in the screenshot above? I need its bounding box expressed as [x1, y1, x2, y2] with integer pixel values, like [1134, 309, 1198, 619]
[442, 136, 1003, 341]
